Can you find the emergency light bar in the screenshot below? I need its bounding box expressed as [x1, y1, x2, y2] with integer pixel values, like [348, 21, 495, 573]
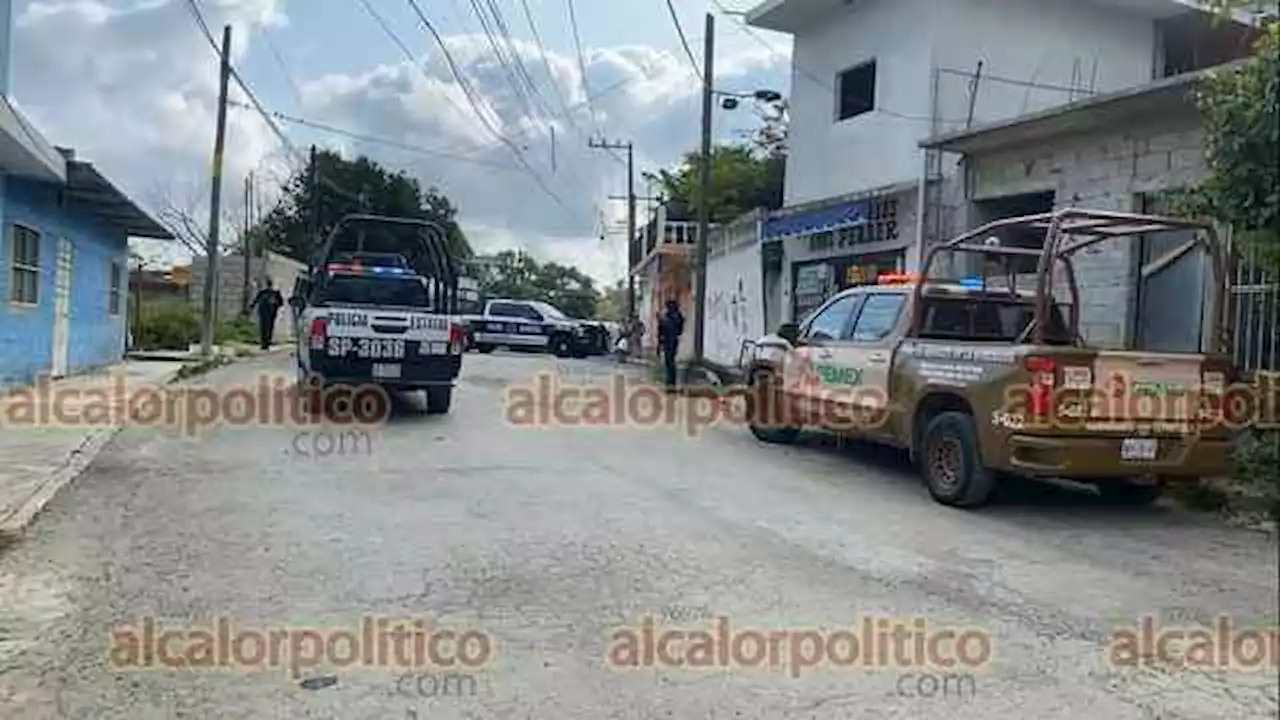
[877, 272, 918, 285]
[325, 263, 415, 276]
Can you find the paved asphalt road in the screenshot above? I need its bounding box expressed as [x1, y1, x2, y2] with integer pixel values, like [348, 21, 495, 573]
[1, 352, 1276, 719]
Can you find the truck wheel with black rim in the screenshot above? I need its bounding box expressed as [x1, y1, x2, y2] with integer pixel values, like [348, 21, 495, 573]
[920, 411, 998, 508]
[550, 334, 573, 358]
[425, 385, 453, 414]
[1096, 480, 1162, 506]
[746, 369, 800, 444]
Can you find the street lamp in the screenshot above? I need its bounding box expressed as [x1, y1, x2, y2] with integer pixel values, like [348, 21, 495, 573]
[691, 10, 785, 364]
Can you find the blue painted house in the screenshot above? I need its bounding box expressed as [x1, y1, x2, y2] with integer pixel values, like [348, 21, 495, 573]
[0, 96, 171, 389]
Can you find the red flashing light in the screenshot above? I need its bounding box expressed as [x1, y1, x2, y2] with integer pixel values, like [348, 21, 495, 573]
[448, 323, 465, 354]
[877, 272, 918, 285]
[1023, 356, 1056, 373]
[308, 317, 328, 350]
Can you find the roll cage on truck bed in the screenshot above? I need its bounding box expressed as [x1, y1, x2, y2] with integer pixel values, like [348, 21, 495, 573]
[292, 213, 464, 312]
[745, 207, 1239, 508]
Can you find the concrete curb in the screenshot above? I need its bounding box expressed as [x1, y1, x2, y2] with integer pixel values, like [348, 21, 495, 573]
[0, 357, 230, 544]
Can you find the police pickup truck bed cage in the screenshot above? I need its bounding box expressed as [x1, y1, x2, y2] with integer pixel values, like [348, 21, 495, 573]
[307, 214, 462, 313]
[914, 208, 1232, 350]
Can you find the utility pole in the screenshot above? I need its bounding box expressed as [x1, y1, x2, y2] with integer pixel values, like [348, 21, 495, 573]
[692, 12, 715, 363]
[588, 138, 637, 323]
[199, 24, 232, 357]
[241, 171, 252, 316]
[308, 144, 319, 261]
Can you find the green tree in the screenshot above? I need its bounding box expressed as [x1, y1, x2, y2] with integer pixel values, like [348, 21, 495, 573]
[656, 143, 785, 223]
[596, 280, 628, 321]
[260, 150, 472, 264]
[479, 250, 599, 318]
[1188, 5, 1279, 270]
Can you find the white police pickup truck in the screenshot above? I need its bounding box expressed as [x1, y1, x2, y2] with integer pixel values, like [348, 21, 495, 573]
[296, 260, 464, 414]
[463, 299, 590, 358]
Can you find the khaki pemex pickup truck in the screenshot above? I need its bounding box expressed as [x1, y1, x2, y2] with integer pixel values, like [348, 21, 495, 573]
[743, 209, 1240, 509]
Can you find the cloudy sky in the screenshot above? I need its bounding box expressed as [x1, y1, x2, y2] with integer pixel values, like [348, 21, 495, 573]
[9, 0, 792, 285]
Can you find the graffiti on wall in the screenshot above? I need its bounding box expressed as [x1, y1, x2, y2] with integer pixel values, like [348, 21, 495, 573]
[705, 242, 764, 367]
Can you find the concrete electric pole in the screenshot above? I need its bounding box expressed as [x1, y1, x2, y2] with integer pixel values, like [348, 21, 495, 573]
[692, 12, 715, 363]
[588, 138, 637, 324]
[199, 24, 232, 357]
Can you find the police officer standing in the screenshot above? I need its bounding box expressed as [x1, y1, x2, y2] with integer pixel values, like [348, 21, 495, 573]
[248, 278, 285, 350]
[657, 299, 685, 391]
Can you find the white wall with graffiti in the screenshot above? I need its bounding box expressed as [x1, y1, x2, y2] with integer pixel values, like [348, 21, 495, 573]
[704, 213, 765, 368]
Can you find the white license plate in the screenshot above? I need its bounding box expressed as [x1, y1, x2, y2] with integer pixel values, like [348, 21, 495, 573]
[1121, 438, 1158, 461]
[372, 363, 401, 379]
[356, 338, 406, 359]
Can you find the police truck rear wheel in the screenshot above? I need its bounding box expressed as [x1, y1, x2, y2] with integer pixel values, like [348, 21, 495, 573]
[425, 385, 453, 414]
[747, 370, 800, 444]
[921, 412, 998, 508]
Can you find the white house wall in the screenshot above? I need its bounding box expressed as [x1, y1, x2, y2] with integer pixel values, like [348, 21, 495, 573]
[783, 0, 1161, 208]
[933, 0, 1157, 133]
[705, 238, 765, 369]
[785, 0, 936, 206]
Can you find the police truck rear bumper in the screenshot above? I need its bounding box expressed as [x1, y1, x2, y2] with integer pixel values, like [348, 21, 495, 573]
[1003, 433, 1233, 480]
[306, 353, 461, 388]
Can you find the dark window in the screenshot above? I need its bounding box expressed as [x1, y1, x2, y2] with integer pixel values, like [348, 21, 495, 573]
[804, 294, 862, 342]
[109, 262, 123, 315]
[9, 224, 40, 305]
[516, 304, 544, 321]
[919, 297, 1071, 343]
[488, 302, 523, 317]
[315, 276, 430, 308]
[851, 293, 905, 341]
[837, 61, 876, 121]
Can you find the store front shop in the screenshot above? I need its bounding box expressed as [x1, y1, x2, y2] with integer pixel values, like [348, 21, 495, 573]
[762, 183, 915, 322]
[791, 250, 905, 321]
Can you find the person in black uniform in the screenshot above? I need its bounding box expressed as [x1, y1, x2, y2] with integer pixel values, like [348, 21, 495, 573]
[248, 278, 284, 350]
[657, 299, 685, 391]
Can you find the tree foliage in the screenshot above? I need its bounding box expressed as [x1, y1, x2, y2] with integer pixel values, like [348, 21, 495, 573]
[1189, 6, 1280, 270]
[655, 143, 785, 223]
[260, 150, 472, 264]
[476, 250, 599, 319]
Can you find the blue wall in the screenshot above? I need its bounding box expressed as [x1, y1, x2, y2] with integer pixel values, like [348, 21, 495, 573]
[0, 174, 129, 389]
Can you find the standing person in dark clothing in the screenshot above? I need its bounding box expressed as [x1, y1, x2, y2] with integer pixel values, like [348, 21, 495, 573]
[248, 278, 284, 350]
[657, 299, 685, 391]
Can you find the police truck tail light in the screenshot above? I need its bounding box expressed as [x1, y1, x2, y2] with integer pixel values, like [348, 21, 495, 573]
[308, 317, 328, 350]
[1024, 356, 1057, 419]
[448, 323, 464, 354]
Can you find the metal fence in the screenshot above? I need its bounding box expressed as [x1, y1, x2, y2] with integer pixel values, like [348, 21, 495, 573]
[1229, 237, 1279, 373]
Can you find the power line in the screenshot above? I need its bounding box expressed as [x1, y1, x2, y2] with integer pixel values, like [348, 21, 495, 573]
[665, 0, 703, 81]
[401, 0, 576, 216]
[519, 0, 584, 138]
[226, 100, 523, 171]
[565, 0, 602, 135]
[466, 0, 543, 125]
[259, 24, 306, 109]
[353, 0, 498, 134]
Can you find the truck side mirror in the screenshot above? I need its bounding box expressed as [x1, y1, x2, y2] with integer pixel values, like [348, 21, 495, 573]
[777, 322, 800, 344]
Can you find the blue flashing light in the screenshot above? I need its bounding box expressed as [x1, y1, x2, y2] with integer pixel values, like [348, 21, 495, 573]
[959, 276, 984, 289]
[326, 262, 414, 277]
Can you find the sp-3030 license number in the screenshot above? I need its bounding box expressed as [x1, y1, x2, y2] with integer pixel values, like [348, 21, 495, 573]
[326, 337, 406, 359]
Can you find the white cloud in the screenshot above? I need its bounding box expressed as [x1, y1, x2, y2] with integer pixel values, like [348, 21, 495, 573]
[10, 0, 788, 286]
